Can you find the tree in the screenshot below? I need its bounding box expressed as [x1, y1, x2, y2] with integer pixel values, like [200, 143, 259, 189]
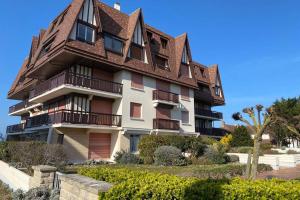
[230, 126, 253, 147]
[232, 104, 299, 180]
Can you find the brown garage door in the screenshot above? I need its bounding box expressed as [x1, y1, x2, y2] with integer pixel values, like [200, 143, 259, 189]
[88, 133, 111, 159]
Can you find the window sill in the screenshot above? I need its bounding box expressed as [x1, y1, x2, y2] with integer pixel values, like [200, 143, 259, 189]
[182, 123, 192, 126]
[131, 87, 145, 92]
[130, 117, 144, 121]
[181, 98, 191, 102]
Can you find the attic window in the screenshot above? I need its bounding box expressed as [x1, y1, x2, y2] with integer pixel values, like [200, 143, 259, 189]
[147, 31, 153, 43]
[181, 45, 189, 64]
[155, 55, 168, 69]
[215, 78, 222, 97]
[200, 69, 206, 78]
[59, 11, 67, 25]
[49, 20, 58, 33]
[76, 21, 95, 44]
[132, 20, 143, 46]
[160, 38, 168, 49]
[104, 34, 123, 54]
[39, 37, 55, 59]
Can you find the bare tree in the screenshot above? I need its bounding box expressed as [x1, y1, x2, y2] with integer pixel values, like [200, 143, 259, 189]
[232, 105, 299, 180]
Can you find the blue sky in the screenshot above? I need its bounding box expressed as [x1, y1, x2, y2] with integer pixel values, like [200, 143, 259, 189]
[0, 0, 299, 135]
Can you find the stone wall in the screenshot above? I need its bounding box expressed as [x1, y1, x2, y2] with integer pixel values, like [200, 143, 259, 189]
[29, 165, 57, 189]
[60, 174, 113, 200]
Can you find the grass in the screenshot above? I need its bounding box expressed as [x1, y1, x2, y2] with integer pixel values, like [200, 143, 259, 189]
[64, 163, 272, 179]
[0, 181, 12, 200]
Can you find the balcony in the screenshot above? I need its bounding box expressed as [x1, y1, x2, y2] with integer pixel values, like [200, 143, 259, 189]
[152, 90, 179, 107]
[196, 127, 226, 137]
[6, 123, 25, 134]
[153, 118, 180, 130]
[194, 90, 214, 103]
[29, 70, 123, 103]
[25, 109, 122, 129]
[8, 100, 41, 116]
[195, 108, 223, 120]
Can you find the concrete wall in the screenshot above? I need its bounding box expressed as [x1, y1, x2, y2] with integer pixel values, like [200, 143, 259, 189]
[0, 160, 31, 191]
[114, 70, 195, 134]
[228, 153, 300, 170]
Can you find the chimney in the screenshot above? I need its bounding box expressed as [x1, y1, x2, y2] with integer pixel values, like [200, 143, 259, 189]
[114, 2, 121, 11]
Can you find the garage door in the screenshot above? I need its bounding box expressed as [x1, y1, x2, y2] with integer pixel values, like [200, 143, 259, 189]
[88, 133, 111, 159]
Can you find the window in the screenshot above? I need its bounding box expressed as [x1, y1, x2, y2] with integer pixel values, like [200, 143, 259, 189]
[181, 44, 189, 64]
[160, 38, 168, 49]
[76, 21, 95, 43]
[130, 135, 140, 153]
[129, 44, 144, 60]
[104, 34, 123, 54]
[181, 86, 189, 101]
[155, 55, 168, 69]
[147, 31, 153, 43]
[73, 96, 90, 113]
[200, 69, 206, 78]
[181, 111, 189, 124]
[130, 103, 142, 119]
[39, 37, 55, 59]
[132, 20, 143, 46]
[198, 84, 210, 93]
[215, 77, 222, 97]
[131, 73, 143, 89]
[180, 64, 190, 77]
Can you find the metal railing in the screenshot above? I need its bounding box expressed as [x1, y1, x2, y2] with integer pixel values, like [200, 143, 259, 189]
[8, 100, 34, 114]
[29, 70, 123, 99]
[153, 90, 179, 103]
[25, 109, 122, 128]
[196, 127, 226, 137]
[6, 123, 25, 133]
[194, 108, 223, 119]
[153, 118, 180, 130]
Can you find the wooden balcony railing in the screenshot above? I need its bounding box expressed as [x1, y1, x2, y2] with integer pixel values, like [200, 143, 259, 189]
[194, 108, 223, 119]
[194, 90, 214, 102]
[25, 109, 122, 128]
[8, 100, 35, 114]
[153, 90, 179, 104]
[196, 127, 226, 137]
[29, 70, 123, 99]
[153, 118, 180, 130]
[6, 123, 25, 133]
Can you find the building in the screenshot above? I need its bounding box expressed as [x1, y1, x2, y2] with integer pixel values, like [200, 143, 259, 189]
[6, 0, 225, 162]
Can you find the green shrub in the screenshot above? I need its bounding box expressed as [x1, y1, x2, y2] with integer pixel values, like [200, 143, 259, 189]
[204, 143, 228, 164]
[138, 135, 207, 164]
[154, 146, 187, 166]
[262, 149, 281, 155]
[0, 181, 12, 200]
[199, 136, 217, 145]
[114, 151, 142, 164]
[260, 143, 273, 151]
[230, 126, 253, 147]
[11, 187, 57, 200]
[79, 166, 299, 200]
[138, 135, 169, 164]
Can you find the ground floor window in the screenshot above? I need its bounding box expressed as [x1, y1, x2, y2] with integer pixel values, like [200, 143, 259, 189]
[130, 135, 140, 153]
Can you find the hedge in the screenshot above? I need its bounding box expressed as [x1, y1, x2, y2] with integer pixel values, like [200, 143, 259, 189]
[79, 166, 300, 200]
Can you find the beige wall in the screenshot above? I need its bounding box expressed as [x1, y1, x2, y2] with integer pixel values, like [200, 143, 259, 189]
[57, 128, 89, 162]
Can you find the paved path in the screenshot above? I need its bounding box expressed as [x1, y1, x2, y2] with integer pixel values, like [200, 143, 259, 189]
[257, 165, 300, 179]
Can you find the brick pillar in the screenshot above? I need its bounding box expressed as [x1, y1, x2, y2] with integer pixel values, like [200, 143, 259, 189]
[30, 165, 57, 189]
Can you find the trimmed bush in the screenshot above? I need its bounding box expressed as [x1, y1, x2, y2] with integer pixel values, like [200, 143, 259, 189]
[204, 143, 228, 164]
[138, 135, 207, 164]
[229, 146, 253, 153]
[114, 151, 142, 164]
[230, 126, 253, 147]
[79, 166, 300, 200]
[154, 146, 187, 166]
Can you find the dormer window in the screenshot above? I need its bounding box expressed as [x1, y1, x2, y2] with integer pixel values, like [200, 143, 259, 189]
[104, 34, 123, 55]
[155, 55, 168, 69]
[147, 31, 153, 43]
[160, 38, 168, 49]
[128, 19, 148, 63]
[181, 45, 189, 64]
[71, 0, 96, 44]
[215, 78, 222, 97]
